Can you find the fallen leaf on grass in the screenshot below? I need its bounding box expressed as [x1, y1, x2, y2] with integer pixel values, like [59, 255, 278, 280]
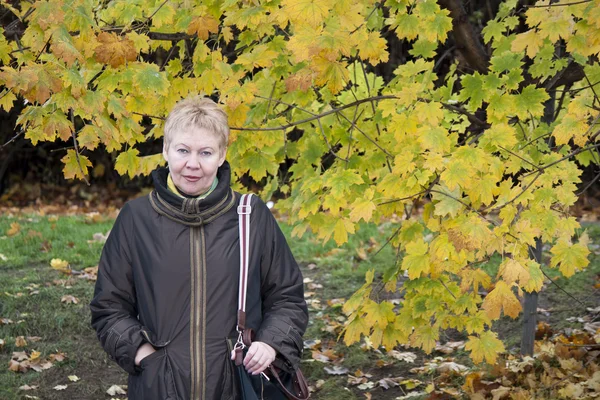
[436, 361, 469, 374]
[26, 336, 42, 342]
[0, 253, 7, 261]
[68, 375, 80, 382]
[53, 384, 67, 390]
[19, 384, 39, 390]
[106, 384, 127, 395]
[388, 350, 417, 363]
[50, 259, 71, 274]
[88, 232, 109, 243]
[7, 222, 21, 236]
[378, 377, 400, 390]
[61, 295, 79, 304]
[304, 339, 321, 350]
[324, 365, 349, 375]
[48, 352, 66, 362]
[357, 381, 375, 390]
[15, 336, 27, 347]
[0, 338, 4, 350]
[435, 341, 465, 354]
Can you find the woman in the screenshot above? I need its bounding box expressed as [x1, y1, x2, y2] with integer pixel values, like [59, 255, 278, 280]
[90, 97, 308, 400]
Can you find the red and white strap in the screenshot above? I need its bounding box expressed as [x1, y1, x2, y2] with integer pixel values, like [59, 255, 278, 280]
[237, 193, 253, 333]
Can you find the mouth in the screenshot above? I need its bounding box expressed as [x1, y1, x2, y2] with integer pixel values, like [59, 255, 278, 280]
[183, 176, 201, 182]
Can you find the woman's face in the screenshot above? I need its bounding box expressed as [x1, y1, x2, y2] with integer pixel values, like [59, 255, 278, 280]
[163, 127, 226, 196]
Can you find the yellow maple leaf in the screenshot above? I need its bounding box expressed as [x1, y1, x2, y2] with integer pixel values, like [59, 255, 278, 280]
[482, 281, 522, 320]
[549, 238, 590, 278]
[401, 240, 430, 279]
[348, 189, 376, 223]
[312, 55, 350, 94]
[465, 331, 505, 364]
[497, 258, 530, 286]
[94, 32, 137, 68]
[187, 15, 220, 40]
[281, 0, 334, 28]
[50, 258, 71, 274]
[410, 324, 438, 353]
[115, 148, 141, 179]
[61, 150, 92, 180]
[460, 268, 492, 293]
[362, 299, 395, 330]
[343, 315, 370, 345]
[236, 44, 279, 69]
[356, 30, 389, 66]
[511, 29, 544, 58]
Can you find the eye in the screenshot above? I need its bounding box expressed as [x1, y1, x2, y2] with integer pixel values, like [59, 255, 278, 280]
[177, 148, 188, 154]
[201, 151, 212, 156]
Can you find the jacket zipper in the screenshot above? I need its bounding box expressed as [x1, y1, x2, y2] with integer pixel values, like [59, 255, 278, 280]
[190, 226, 206, 400]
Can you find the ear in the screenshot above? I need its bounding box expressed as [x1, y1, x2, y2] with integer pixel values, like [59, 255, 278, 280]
[162, 141, 169, 163]
[218, 147, 227, 167]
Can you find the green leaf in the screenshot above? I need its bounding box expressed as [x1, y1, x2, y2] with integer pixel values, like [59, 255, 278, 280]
[115, 147, 140, 178]
[133, 63, 170, 96]
[401, 240, 429, 279]
[363, 299, 395, 330]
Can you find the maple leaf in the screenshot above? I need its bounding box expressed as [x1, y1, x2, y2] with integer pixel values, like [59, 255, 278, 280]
[357, 31, 389, 65]
[410, 324, 438, 354]
[43, 112, 73, 142]
[312, 55, 350, 94]
[349, 189, 377, 222]
[465, 331, 505, 364]
[236, 44, 279, 69]
[281, 0, 334, 28]
[549, 238, 590, 277]
[94, 32, 137, 68]
[482, 281, 522, 320]
[187, 15, 220, 40]
[115, 148, 141, 179]
[343, 315, 370, 345]
[363, 300, 395, 330]
[402, 240, 430, 279]
[61, 150, 92, 180]
[51, 26, 83, 67]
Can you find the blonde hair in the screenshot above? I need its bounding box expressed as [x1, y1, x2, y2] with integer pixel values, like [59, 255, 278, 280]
[163, 97, 229, 149]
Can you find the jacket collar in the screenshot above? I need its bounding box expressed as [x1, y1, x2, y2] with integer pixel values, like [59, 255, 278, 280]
[149, 162, 236, 226]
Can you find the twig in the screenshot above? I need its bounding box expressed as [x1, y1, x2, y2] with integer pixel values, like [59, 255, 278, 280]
[336, 110, 393, 159]
[541, 269, 587, 309]
[497, 145, 538, 168]
[69, 109, 90, 185]
[527, 0, 591, 7]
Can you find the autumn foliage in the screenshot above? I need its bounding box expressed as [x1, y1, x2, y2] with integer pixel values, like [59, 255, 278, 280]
[1, 0, 599, 364]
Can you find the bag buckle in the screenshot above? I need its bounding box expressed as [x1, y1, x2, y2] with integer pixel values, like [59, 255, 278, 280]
[237, 205, 252, 215]
[234, 330, 245, 351]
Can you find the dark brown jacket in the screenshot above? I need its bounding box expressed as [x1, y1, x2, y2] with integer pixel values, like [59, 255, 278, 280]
[90, 163, 308, 400]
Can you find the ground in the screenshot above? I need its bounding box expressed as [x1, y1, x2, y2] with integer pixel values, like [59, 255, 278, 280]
[0, 206, 599, 400]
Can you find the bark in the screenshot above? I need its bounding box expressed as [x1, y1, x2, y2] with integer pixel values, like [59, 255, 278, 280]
[438, 0, 490, 73]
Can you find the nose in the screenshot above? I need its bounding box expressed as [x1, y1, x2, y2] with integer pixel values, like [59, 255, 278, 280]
[186, 154, 201, 169]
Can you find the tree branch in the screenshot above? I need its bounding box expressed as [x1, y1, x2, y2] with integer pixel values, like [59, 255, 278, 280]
[438, 0, 489, 73]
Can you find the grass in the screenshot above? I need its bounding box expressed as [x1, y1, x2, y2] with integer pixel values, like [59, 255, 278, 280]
[0, 212, 599, 399]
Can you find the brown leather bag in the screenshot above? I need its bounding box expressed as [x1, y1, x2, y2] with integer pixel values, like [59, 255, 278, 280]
[235, 194, 310, 400]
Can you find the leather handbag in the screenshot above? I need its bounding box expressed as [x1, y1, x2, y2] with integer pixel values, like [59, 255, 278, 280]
[233, 194, 310, 400]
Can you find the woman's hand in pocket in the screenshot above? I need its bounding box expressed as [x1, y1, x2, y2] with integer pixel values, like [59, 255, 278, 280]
[135, 342, 156, 366]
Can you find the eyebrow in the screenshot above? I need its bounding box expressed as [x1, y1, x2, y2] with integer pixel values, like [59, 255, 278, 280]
[174, 143, 215, 150]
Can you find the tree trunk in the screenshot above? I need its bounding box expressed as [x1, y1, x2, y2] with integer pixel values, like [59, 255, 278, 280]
[521, 238, 542, 355]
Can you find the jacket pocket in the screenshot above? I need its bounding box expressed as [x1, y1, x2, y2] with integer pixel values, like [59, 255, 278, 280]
[134, 348, 178, 399]
[224, 338, 237, 400]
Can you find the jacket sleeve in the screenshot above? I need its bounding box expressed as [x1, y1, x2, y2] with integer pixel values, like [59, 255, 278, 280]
[90, 204, 144, 374]
[253, 199, 308, 371]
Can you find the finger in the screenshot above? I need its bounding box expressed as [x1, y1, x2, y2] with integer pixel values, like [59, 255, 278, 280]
[248, 354, 273, 374]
